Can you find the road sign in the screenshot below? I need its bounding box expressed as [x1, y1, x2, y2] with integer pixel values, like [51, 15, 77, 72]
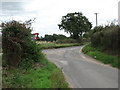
[32, 33, 39, 41]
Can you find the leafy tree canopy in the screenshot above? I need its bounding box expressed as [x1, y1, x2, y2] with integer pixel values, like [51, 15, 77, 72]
[58, 12, 92, 39]
[38, 34, 67, 41]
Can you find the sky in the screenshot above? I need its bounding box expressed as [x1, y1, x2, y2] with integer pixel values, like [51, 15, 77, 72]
[0, 0, 119, 37]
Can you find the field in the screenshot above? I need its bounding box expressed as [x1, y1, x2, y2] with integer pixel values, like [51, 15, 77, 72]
[36, 41, 84, 49]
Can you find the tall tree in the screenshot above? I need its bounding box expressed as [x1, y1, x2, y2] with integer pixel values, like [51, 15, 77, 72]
[58, 12, 92, 39]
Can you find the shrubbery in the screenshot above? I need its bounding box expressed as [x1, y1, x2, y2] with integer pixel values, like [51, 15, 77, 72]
[56, 38, 77, 44]
[92, 26, 104, 33]
[91, 25, 120, 56]
[1, 20, 42, 68]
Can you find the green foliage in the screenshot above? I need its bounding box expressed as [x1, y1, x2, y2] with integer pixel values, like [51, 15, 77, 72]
[91, 31, 102, 47]
[0, 55, 1, 83]
[83, 26, 104, 39]
[82, 44, 120, 68]
[82, 44, 96, 53]
[2, 57, 69, 88]
[58, 12, 92, 39]
[0, 35, 2, 53]
[38, 34, 67, 42]
[81, 37, 90, 43]
[92, 26, 104, 33]
[2, 20, 69, 88]
[53, 34, 67, 40]
[39, 42, 56, 49]
[44, 34, 54, 42]
[56, 38, 77, 44]
[1, 20, 42, 68]
[91, 25, 119, 56]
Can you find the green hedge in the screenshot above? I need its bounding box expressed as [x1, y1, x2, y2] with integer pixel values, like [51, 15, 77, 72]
[91, 25, 120, 56]
[1, 20, 42, 68]
[56, 38, 77, 44]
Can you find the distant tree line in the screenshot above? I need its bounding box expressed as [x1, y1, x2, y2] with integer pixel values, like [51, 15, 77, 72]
[37, 34, 67, 42]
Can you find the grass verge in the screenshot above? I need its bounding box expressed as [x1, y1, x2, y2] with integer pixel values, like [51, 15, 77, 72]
[0, 55, 1, 89]
[2, 54, 69, 88]
[37, 41, 85, 49]
[82, 44, 120, 69]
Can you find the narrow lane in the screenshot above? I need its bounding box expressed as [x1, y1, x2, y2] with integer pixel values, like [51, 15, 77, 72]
[42, 46, 118, 88]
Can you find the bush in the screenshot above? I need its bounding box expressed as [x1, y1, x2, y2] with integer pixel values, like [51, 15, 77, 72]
[91, 31, 102, 47]
[1, 20, 42, 68]
[91, 25, 120, 56]
[92, 26, 104, 33]
[56, 38, 77, 44]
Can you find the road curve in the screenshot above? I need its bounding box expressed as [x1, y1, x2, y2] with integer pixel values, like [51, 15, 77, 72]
[42, 46, 118, 88]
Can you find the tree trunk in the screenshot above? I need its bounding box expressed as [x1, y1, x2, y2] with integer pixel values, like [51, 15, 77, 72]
[73, 32, 79, 39]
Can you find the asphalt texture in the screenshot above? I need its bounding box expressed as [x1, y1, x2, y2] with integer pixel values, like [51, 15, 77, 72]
[42, 46, 118, 88]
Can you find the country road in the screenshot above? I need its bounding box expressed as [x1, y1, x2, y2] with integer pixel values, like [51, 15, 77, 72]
[42, 46, 118, 88]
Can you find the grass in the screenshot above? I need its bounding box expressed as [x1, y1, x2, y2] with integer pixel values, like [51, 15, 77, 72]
[0, 55, 1, 64]
[2, 41, 88, 88]
[2, 55, 69, 88]
[50, 69, 69, 88]
[82, 44, 120, 68]
[0, 55, 1, 89]
[0, 49, 2, 53]
[36, 41, 84, 49]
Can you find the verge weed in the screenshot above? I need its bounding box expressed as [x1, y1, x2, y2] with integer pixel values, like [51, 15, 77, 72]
[82, 44, 120, 68]
[2, 56, 69, 88]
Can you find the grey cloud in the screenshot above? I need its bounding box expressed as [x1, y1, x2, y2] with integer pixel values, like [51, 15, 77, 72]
[1, 1, 39, 18]
[2, 2, 23, 10]
[1, 2, 26, 15]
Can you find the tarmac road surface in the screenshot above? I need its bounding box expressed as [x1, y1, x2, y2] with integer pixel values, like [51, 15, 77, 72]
[42, 46, 118, 88]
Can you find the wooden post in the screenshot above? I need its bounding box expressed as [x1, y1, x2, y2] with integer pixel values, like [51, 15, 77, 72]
[118, 1, 120, 26]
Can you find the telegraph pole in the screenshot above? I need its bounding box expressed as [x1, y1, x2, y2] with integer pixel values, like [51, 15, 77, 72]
[118, 1, 120, 26]
[94, 13, 98, 26]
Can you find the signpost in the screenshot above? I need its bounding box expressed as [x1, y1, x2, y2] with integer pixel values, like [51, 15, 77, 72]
[118, 1, 120, 26]
[32, 33, 39, 41]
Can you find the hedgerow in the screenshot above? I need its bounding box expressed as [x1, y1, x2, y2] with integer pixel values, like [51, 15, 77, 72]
[1, 20, 42, 68]
[91, 25, 120, 57]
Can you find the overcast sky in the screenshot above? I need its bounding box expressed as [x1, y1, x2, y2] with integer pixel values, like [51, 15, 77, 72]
[0, 0, 119, 36]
